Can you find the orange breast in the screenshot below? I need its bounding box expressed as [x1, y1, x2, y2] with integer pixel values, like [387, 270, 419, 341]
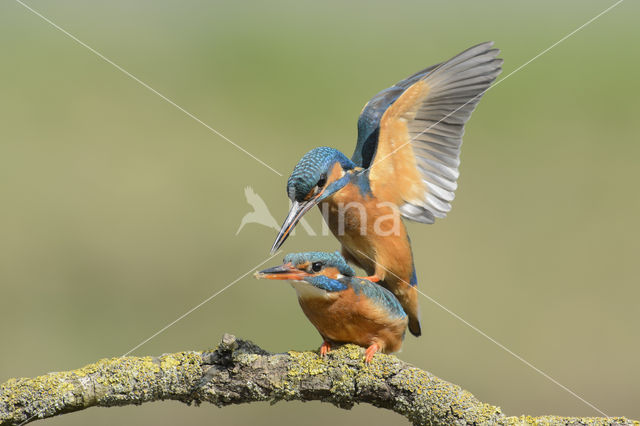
[318, 183, 421, 331]
[297, 287, 407, 353]
[319, 183, 414, 284]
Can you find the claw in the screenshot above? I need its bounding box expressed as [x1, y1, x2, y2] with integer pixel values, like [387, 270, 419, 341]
[356, 275, 380, 283]
[364, 343, 380, 363]
[320, 341, 331, 357]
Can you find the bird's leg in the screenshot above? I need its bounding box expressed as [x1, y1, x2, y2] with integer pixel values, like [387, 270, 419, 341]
[364, 343, 380, 363]
[356, 275, 380, 283]
[340, 246, 380, 282]
[319, 341, 332, 357]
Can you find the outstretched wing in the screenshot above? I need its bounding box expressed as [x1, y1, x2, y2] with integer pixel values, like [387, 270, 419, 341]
[351, 62, 441, 168]
[353, 42, 502, 223]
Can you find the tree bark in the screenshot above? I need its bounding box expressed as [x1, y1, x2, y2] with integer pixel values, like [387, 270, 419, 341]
[0, 334, 634, 425]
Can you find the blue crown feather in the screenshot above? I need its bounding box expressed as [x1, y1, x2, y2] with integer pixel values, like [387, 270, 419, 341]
[283, 251, 354, 276]
[287, 147, 355, 202]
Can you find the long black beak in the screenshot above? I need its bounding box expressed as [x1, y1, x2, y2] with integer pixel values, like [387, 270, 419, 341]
[270, 199, 319, 254]
[254, 263, 308, 280]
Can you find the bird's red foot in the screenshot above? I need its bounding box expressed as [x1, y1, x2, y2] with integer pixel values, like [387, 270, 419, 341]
[320, 341, 331, 357]
[364, 343, 380, 363]
[356, 275, 380, 283]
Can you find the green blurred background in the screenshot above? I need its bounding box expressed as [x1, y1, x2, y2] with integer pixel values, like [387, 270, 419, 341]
[1, 0, 638, 424]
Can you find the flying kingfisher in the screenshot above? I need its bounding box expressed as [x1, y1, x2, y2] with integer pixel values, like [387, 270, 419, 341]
[271, 42, 502, 337]
[255, 251, 408, 362]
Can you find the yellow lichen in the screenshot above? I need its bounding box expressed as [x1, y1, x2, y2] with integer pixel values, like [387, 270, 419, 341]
[287, 351, 328, 377]
[2, 341, 636, 426]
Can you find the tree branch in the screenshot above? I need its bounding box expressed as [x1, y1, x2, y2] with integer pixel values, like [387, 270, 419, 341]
[0, 334, 634, 425]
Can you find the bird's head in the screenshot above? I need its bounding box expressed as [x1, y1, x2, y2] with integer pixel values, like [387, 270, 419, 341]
[271, 147, 355, 253]
[255, 251, 354, 291]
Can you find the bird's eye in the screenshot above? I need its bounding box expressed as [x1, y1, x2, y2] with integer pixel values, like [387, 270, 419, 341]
[317, 174, 327, 188]
[311, 262, 323, 272]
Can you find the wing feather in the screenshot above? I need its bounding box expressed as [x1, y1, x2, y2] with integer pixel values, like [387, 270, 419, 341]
[362, 42, 502, 223]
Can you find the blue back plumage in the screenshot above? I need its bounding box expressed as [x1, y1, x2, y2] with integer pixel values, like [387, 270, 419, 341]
[287, 147, 354, 202]
[348, 278, 407, 320]
[351, 63, 441, 168]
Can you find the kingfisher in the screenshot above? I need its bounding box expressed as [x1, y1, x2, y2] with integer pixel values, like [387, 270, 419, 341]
[255, 251, 408, 362]
[271, 42, 503, 337]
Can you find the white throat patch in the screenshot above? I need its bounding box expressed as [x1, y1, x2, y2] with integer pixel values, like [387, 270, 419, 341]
[290, 281, 333, 300]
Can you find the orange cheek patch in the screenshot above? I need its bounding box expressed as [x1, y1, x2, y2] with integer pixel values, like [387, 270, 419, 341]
[328, 162, 343, 183]
[296, 261, 311, 271]
[302, 163, 342, 202]
[320, 267, 341, 279]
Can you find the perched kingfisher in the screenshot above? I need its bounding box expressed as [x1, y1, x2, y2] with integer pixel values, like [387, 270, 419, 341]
[271, 42, 503, 337]
[255, 251, 408, 362]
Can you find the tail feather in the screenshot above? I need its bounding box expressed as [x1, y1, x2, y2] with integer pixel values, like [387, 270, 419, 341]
[408, 315, 422, 337]
[383, 278, 422, 338]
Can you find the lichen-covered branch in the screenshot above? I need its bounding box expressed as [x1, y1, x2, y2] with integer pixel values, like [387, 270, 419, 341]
[0, 334, 635, 426]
